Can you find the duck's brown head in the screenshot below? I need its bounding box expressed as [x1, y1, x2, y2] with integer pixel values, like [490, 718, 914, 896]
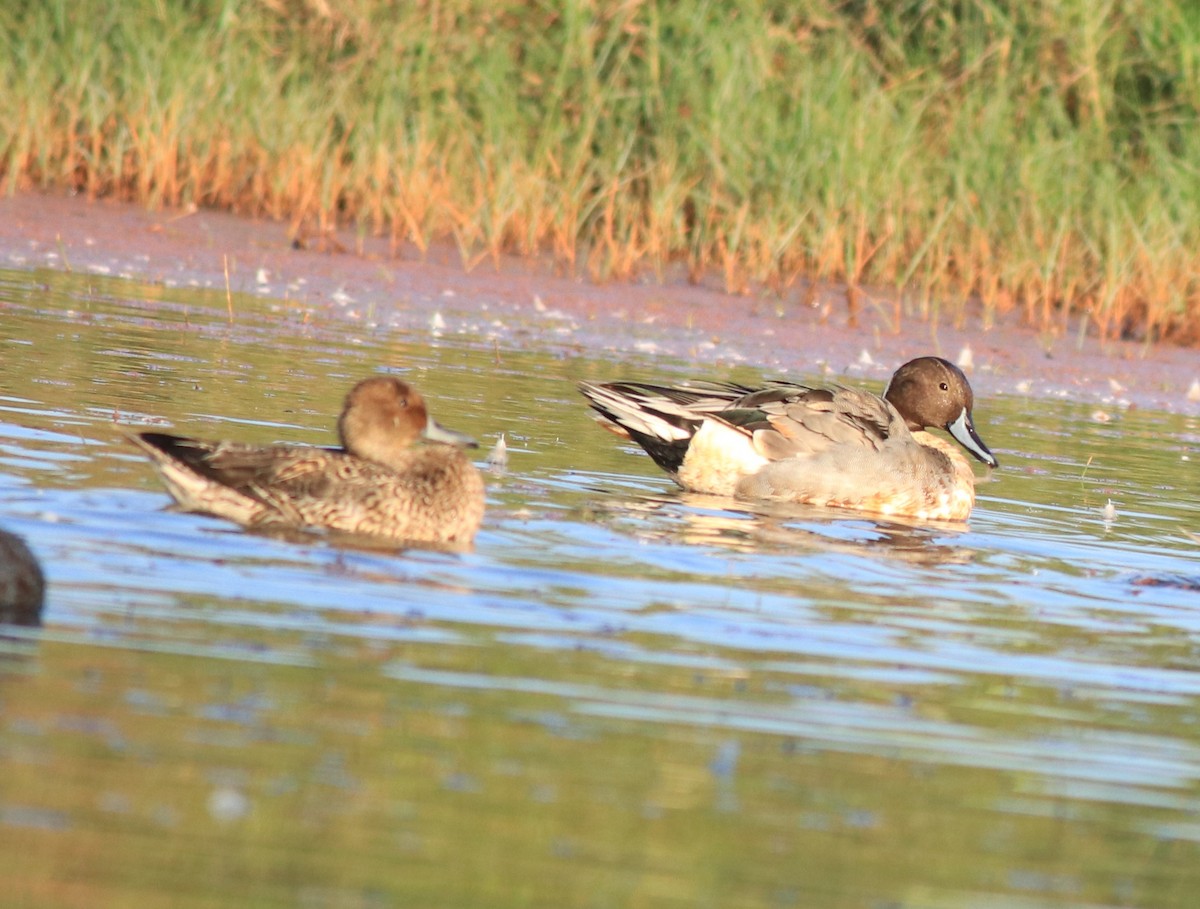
[338, 376, 476, 469]
[883, 357, 997, 468]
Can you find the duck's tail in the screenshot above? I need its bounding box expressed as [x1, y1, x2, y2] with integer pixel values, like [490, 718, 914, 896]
[578, 381, 749, 475]
[127, 432, 267, 523]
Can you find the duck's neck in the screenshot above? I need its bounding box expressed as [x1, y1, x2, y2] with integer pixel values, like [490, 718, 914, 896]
[913, 431, 977, 485]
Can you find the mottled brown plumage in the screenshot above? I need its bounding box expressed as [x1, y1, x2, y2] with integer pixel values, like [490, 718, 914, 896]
[580, 357, 997, 522]
[130, 377, 485, 548]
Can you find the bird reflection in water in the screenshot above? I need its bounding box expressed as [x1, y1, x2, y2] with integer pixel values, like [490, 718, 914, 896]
[584, 489, 975, 568]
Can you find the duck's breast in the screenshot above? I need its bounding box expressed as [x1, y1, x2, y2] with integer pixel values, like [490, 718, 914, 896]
[336, 448, 486, 544]
[735, 433, 976, 521]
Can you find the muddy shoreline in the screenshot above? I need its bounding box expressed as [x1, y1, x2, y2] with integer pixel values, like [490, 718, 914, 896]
[2, 190, 1198, 415]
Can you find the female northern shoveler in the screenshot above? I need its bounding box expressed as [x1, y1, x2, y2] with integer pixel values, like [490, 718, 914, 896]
[130, 376, 485, 548]
[579, 356, 997, 522]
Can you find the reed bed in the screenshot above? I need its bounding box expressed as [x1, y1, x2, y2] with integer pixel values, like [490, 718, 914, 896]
[3, 0, 1200, 341]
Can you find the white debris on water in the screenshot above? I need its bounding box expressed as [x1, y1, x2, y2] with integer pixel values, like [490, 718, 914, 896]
[486, 434, 508, 474]
[207, 786, 250, 824]
[957, 344, 974, 371]
[1187, 379, 1200, 402]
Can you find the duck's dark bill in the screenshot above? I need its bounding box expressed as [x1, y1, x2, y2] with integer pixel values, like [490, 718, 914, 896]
[423, 419, 478, 449]
[947, 408, 997, 468]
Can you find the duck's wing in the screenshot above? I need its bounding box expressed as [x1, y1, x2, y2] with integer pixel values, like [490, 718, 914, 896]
[713, 385, 904, 461]
[137, 433, 317, 483]
[580, 380, 756, 434]
[131, 433, 351, 508]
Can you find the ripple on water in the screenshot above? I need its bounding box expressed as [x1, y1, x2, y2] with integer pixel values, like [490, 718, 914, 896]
[1, 265, 1199, 906]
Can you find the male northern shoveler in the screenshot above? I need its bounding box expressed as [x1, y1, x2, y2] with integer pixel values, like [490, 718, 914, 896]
[130, 376, 485, 547]
[579, 356, 997, 522]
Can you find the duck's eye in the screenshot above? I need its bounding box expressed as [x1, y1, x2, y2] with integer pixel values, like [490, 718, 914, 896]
[939, 382, 949, 391]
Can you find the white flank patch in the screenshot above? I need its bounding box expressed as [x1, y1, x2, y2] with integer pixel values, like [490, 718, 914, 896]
[677, 420, 766, 496]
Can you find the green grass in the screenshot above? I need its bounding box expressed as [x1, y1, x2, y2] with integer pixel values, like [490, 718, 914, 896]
[3, 0, 1200, 341]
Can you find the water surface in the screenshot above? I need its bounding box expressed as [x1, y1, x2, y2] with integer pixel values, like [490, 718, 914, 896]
[1, 266, 1198, 908]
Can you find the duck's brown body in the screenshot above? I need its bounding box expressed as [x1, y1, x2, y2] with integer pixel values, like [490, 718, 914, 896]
[131, 377, 485, 548]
